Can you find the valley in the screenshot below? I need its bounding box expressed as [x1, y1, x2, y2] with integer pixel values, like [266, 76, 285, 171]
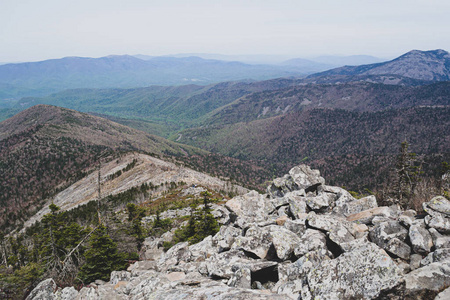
[0, 49, 449, 299]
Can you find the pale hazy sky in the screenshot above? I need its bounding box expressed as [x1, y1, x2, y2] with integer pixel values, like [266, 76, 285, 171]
[1, 0, 449, 62]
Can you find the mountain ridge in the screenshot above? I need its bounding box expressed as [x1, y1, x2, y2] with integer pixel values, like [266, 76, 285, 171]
[309, 49, 450, 82]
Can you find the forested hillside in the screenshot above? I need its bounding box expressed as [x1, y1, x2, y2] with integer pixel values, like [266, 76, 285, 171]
[178, 106, 450, 190]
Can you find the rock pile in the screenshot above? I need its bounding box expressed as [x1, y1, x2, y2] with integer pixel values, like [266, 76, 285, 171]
[28, 165, 450, 299]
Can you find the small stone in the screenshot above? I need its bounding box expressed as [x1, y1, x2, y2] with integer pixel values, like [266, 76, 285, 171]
[276, 215, 289, 226]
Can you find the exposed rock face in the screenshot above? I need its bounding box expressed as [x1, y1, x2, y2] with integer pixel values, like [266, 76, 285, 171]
[28, 164, 450, 300]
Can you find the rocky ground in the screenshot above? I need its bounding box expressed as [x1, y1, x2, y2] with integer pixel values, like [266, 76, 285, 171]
[28, 165, 450, 299]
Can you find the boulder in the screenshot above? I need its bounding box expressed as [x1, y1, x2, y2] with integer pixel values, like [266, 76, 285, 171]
[55, 286, 78, 300]
[158, 241, 191, 270]
[26, 278, 56, 300]
[294, 229, 327, 257]
[267, 175, 299, 198]
[109, 270, 131, 285]
[213, 225, 242, 252]
[305, 192, 335, 211]
[268, 225, 301, 260]
[226, 191, 274, 224]
[337, 195, 378, 217]
[189, 235, 216, 261]
[347, 206, 396, 224]
[205, 250, 251, 279]
[302, 243, 402, 299]
[324, 185, 356, 209]
[211, 204, 231, 225]
[423, 196, 450, 217]
[403, 260, 450, 298]
[284, 191, 308, 218]
[421, 248, 450, 266]
[282, 221, 305, 241]
[289, 165, 325, 189]
[267, 165, 325, 197]
[408, 223, 433, 254]
[425, 214, 450, 234]
[369, 221, 408, 244]
[307, 212, 356, 249]
[429, 227, 450, 249]
[228, 267, 252, 289]
[369, 221, 410, 259]
[232, 226, 273, 259]
[283, 249, 334, 281]
[436, 287, 450, 300]
[385, 238, 411, 260]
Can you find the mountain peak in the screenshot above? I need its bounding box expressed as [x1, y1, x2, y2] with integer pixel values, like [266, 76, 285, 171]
[309, 49, 450, 82]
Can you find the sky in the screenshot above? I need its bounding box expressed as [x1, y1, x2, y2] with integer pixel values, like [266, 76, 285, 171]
[1, 0, 449, 62]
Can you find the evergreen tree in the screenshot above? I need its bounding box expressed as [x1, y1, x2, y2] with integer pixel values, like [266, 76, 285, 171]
[78, 225, 127, 283]
[172, 191, 220, 245]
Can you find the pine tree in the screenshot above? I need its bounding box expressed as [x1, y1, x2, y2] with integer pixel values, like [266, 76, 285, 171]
[78, 225, 127, 283]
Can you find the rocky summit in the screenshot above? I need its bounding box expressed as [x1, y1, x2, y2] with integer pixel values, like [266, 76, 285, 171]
[28, 165, 450, 299]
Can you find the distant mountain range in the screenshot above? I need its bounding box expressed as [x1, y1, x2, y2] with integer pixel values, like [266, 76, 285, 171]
[138, 53, 384, 67]
[0, 49, 446, 103]
[0, 55, 308, 101]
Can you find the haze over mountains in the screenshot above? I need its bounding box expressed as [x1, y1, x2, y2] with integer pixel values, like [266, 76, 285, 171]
[1, 48, 450, 299]
[0, 55, 306, 101]
[0, 52, 388, 102]
[1, 49, 449, 218]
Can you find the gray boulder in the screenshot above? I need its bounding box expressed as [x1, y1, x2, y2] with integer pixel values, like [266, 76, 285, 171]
[369, 221, 410, 259]
[305, 192, 335, 211]
[409, 223, 433, 254]
[429, 227, 450, 249]
[369, 220, 408, 244]
[268, 225, 301, 260]
[267, 165, 325, 197]
[302, 243, 402, 299]
[426, 214, 450, 234]
[158, 241, 191, 270]
[423, 196, 450, 217]
[436, 286, 450, 300]
[26, 278, 56, 300]
[213, 225, 242, 252]
[289, 165, 325, 189]
[283, 220, 306, 242]
[189, 235, 216, 261]
[284, 190, 308, 218]
[403, 259, 450, 298]
[421, 248, 450, 266]
[347, 206, 396, 224]
[226, 191, 274, 224]
[337, 195, 378, 217]
[294, 229, 327, 257]
[232, 226, 273, 259]
[307, 212, 356, 249]
[56, 287, 78, 300]
[211, 204, 232, 225]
